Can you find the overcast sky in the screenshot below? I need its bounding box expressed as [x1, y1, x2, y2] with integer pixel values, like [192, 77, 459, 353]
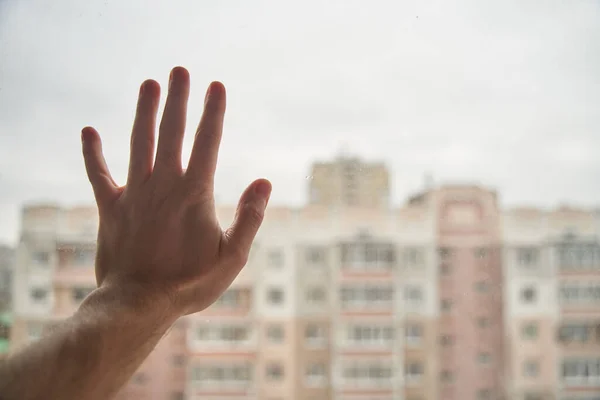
[0, 0, 599, 245]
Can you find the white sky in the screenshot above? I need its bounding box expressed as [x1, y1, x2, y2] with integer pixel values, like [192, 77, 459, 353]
[0, 0, 599, 245]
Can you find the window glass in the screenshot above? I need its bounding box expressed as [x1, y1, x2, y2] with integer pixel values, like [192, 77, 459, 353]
[2, 2, 598, 398]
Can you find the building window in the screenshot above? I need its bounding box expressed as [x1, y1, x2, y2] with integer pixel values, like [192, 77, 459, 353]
[475, 281, 489, 293]
[266, 363, 284, 380]
[478, 352, 492, 365]
[340, 242, 395, 269]
[558, 323, 590, 343]
[305, 324, 326, 345]
[405, 285, 424, 305]
[558, 243, 600, 271]
[31, 251, 50, 265]
[170, 392, 184, 400]
[266, 325, 284, 343]
[214, 289, 241, 307]
[559, 282, 600, 305]
[441, 299, 453, 313]
[517, 247, 539, 267]
[305, 363, 326, 386]
[221, 326, 249, 342]
[195, 325, 250, 343]
[477, 389, 492, 400]
[521, 323, 539, 340]
[267, 288, 284, 305]
[474, 247, 488, 259]
[440, 335, 454, 347]
[343, 363, 392, 381]
[340, 285, 394, 308]
[268, 249, 284, 268]
[521, 286, 537, 304]
[523, 360, 539, 378]
[441, 370, 454, 383]
[477, 317, 490, 329]
[440, 263, 451, 276]
[306, 287, 326, 304]
[404, 247, 424, 267]
[343, 362, 393, 380]
[561, 358, 600, 386]
[73, 248, 95, 266]
[405, 362, 424, 383]
[523, 394, 544, 400]
[347, 325, 394, 345]
[71, 287, 94, 303]
[192, 364, 251, 383]
[306, 246, 326, 265]
[438, 247, 452, 261]
[197, 325, 210, 340]
[405, 324, 423, 345]
[30, 287, 48, 302]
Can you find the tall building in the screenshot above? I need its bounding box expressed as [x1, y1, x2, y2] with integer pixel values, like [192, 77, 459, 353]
[9, 205, 185, 400]
[9, 177, 600, 400]
[0, 245, 14, 360]
[308, 155, 390, 208]
[0, 245, 14, 312]
[503, 207, 600, 400]
[408, 185, 505, 400]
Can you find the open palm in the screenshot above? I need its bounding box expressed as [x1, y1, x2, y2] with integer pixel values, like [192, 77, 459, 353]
[81, 66, 271, 315]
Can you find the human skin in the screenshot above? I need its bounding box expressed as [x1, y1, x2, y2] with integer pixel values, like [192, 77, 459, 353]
[0, 66, 271, 400]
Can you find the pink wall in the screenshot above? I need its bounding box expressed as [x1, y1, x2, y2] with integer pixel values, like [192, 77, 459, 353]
[435, 187, 505, 400]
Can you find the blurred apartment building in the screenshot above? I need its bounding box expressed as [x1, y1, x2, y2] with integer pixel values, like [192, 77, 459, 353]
[0, 245, 14, 359]
[309, 155, 390, 208]
[9, 156, 600, 400]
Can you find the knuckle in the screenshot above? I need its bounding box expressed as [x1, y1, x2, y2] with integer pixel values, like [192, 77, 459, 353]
[185, 179, 212, 202]
[243, 203, 264, 228]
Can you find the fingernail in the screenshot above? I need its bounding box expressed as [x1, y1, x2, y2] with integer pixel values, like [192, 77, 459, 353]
[254, 181, 272, 199]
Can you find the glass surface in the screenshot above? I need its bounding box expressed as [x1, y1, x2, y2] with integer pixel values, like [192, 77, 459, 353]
[1, 1, 600, 399]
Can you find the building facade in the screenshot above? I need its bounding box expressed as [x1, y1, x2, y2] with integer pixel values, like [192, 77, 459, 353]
[503, 207, 600, 400]
[308, 156, 390, 208]
[9, 187, 600, 400]
[0, 245, 14, 312]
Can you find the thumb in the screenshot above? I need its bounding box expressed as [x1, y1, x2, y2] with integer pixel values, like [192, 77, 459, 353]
[223, 179, 271, 265]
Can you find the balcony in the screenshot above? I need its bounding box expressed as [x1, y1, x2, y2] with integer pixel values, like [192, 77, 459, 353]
[187, 364, 255, 397]
[339, 340, 395, 357]
[188, 322, 257, 355]
[341, 263, 394, 279]
[188, 339, 257, 356]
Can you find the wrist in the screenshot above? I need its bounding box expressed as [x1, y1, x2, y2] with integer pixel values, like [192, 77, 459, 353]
[82, 281, 181, 329]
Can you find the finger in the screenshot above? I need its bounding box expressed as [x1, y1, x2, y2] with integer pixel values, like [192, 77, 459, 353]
[185, 81, 226, 191]
[127, 79, 160, 186]
[81, 127, 119, 208]
[222, 179, 271, 266]
[154, 66, 190, 174]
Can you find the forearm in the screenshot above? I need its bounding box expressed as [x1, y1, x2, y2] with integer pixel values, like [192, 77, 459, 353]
[0, 284, 178, 400]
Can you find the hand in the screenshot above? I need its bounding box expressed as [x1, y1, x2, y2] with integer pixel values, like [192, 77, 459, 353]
[81, 66, 271, 317]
